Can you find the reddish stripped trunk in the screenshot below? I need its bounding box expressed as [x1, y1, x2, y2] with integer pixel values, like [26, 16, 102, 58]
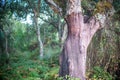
[59, 12, 100, 80]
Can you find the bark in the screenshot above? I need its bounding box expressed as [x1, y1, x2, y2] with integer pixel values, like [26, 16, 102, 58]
[45, 0, 106, 79]
[59, 13, 86, 80]
[34, 12, 44, 57]
[61, 24, 68, 49]
[59, 12, 100, 80]
[58, 15, 62, 42]
[37, 24, 44, 57]
[59, 0, 101, 79]
[45, 0, 62, 15]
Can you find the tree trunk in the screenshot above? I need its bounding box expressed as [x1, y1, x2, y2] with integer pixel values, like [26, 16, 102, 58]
[34, 15, 44, 57]
[58, 15, 62, 40]
[37, 24, 44, 57]
[61, 24, 68, 49]
[5, 33, 9, 64]
[59, 13, 100, 80]
[45, 0, 106, 79]
[27, 0, 43, 57]
[59, 0, 101, 79]
[59, 13, 85, 80]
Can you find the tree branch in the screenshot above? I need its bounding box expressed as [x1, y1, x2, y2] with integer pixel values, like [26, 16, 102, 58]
[45, 0, 62, 15]
[39, 16, 58, 29]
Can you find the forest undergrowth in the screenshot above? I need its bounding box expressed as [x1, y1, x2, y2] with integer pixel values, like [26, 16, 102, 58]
[0, 47, 61, 80]
[0, 46, 114, 80]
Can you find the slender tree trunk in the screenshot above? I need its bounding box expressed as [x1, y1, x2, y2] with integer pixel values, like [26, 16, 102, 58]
[58, 14, 62, 41]
[27, 0, 43, 57]
[5, 34, 9, 63]
[34, 15, 44, 57]
[59, 0, 101, 79]
[37, 24, 43, 57]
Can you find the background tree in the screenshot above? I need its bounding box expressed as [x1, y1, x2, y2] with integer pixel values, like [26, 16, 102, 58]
[0, 0, 13, 64]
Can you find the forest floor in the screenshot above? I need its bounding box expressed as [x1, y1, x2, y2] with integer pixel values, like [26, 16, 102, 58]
[0, 47, 60, 80]
[0, 47, 114, 80]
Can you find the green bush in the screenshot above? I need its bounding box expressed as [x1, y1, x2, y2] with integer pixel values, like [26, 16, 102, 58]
[87, 66, 113, 80]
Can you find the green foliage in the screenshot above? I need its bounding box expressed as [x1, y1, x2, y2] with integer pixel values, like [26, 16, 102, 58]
[11, 21, 31, 50]
[87, 18, 120, 79]
[93, 1, 112, 15]
[0, 48, 60, 80]
[64, 75, 80, 80]
[1, 50, 114, 80]
[113, 0, 120, 12]
[87, 66, 113, 80]
[82, 0, 95, 16]
[82, 0, 113, 16]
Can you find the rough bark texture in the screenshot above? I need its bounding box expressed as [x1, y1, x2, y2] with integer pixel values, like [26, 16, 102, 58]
[45, 0, 103, 79]
[59, 13, 86, 80]
[37, 23, 44, 57]
[59, 12, 100, 80]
